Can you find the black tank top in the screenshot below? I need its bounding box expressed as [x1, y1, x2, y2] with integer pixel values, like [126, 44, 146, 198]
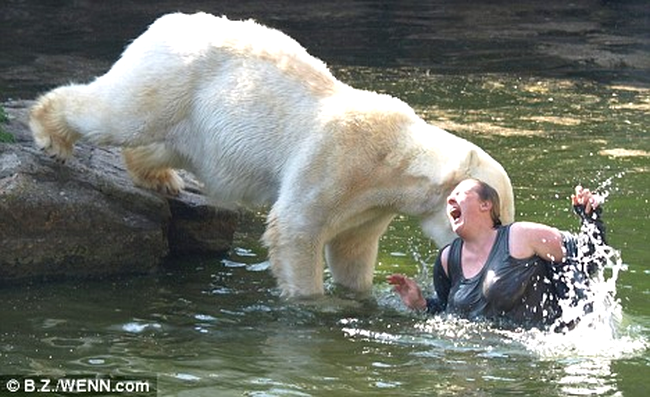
[442, 225, 561, 328]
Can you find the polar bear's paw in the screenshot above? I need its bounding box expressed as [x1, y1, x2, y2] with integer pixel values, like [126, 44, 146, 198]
[127, 167, 185, 196]
[33, 130, 75, 162]
[123, 146, 185, 196]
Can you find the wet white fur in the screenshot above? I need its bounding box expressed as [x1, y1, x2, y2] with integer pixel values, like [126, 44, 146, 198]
[29, 12, 515, 297]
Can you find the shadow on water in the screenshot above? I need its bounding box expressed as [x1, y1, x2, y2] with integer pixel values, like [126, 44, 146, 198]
[1, 0, 649, 396]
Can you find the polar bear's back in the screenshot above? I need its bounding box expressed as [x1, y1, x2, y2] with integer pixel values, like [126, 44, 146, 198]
[114, 12, 339, 97]
[85, 13, 347, 206]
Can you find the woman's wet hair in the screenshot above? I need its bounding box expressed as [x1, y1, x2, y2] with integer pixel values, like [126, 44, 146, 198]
[469, 179, 502, 228]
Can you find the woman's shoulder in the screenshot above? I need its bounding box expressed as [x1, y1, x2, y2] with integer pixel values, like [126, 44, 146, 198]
[509, 221, 562, 245]
[509, 221, 564, 261]
[510, 221, 558, 234]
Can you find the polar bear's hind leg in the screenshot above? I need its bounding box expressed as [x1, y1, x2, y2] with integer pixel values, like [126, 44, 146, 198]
[123, 144, 185, 195]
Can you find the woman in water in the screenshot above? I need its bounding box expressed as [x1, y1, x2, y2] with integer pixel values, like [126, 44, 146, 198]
[388, 179, 607, 331]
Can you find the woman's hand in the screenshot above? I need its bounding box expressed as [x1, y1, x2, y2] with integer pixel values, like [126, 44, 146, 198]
[571, 185, 602, 219]
[387, 274, 427, 311]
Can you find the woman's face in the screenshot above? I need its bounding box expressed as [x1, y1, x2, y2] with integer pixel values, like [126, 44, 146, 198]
[446, 180, 484, 233]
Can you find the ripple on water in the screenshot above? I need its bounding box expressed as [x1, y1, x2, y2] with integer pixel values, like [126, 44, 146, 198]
[41, 336, 99, 350]
[41, 318, 68, 329]
[70, 355, 134, 369]
[121, 321, 163, 334]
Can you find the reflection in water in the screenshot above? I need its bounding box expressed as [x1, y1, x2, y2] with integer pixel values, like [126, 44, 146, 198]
[559, 359, 617, 396]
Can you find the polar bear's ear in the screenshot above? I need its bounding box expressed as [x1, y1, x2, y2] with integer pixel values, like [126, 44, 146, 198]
[439, 148, 478, 189]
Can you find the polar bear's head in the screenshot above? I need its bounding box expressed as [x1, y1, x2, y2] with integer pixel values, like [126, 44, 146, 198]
[408, 124, 515, 247]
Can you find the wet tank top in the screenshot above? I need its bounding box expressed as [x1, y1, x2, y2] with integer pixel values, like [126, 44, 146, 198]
[432, 225, 562, 328]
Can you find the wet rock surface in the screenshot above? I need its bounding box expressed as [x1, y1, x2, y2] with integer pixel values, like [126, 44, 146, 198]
[0, 101, 238, 281]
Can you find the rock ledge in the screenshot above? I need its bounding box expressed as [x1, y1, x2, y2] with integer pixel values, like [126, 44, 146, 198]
[0, 100, 238, 281]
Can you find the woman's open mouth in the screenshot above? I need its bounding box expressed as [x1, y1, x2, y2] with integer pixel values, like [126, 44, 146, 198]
[449, 206, 462, 222]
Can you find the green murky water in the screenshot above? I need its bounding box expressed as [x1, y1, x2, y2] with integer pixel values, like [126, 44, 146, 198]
[1, 1, 649, 396]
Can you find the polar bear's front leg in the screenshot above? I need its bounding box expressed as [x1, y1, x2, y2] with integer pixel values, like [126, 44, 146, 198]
[324, 214, 395, 292]
[263, 207, 326, 298]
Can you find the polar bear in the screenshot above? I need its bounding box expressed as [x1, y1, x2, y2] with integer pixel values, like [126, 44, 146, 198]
[30, 12, 515, 298]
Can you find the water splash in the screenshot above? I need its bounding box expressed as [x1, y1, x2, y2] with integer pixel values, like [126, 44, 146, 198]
[509, 237, 646, 360]
[405, 235, 436, 289]
[589, 171, 625, 200]
[537, 175, 641, 351]
[525, 176, 647, 359]
[548, 213, 620, 334]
